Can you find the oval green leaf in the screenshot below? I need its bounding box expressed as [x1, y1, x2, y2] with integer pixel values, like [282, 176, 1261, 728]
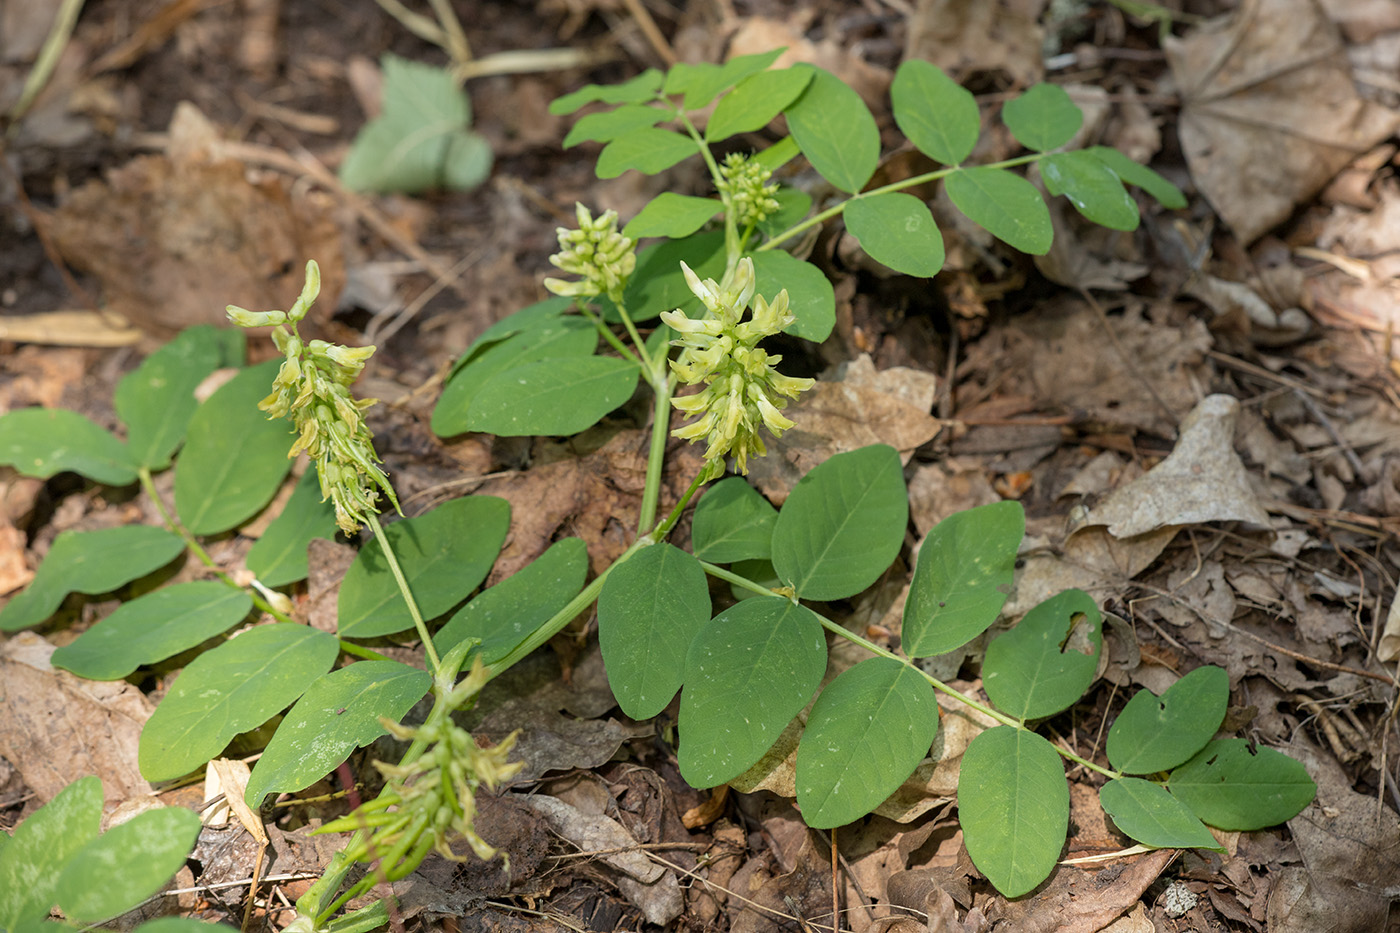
[679, 596, 826, 787]
[945, 166, 1053, 255]
[1099, 777, 1224, 851]
[1167, 739, 1317, 831]
[902, 500, 1023, 658]
[245, 468, 339, 587]
[466, 356, 640, 437]
[596, 127, 697, 178]
[623, 193, 724, 239]
[1083, 146, 1187, 209]
[691, 477, 778, 563]
[1041, 150, 1139, 231]
[449, 296, 574, 375]
[706, 67, 813, 142]
[756, 185, 813, 240]
[796, 658, 938, 828]
[958, 725, 1068, 897]
[0, 408, 137, 486]
[1107, 665, 1229, 774]
[115, 326, 224, 470]
[244, 660, 431, 806]
[174, 360, 295, 535]
[599, 542, 711, 720]
[747, 250, 835, 342]
[54, 806, 201, 923]
[0, 776, 102, 932]
[50, 581, 253, 681]
[1001, 83, 1082, 152]
[0, 525, 186, 632]
[890, 60, 980, 165]
[983, 589, 1102, 721]
[434, 537, 589, 665]
[664, 49, 784, 111]
[550, 69, 664, 115]
[784, 65, 879, 194]
[563, 103, 666, 148]
[139, 623, 340, 782]
[771, 444, 908, 601]
[844, 193, 945, 277]
[338, 495, 510, 639]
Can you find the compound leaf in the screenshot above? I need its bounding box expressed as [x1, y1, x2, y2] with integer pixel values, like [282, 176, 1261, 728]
[139, 623, 339, 782]
[797, 658, 938, 828]
[550, 69, 664, 115]
[54, 806, 201, 923]
[245, 660, 431, 806]
[1002, 83, 1082, 152]
[1107, 665, 1228, 774]
[890, 60, 979, 165]
[665, 49, 784, 111]
[706, 67, 812, 142]
[785, 65, 878, 193]
[945, 166, 1053, 255]
[623, 193, 724, 239]
[983, 589, 1101, 721]
[903, 500, 1022, 658]
[0, 525, 186, 632]
[1042, 150, 1139, 231]
[1099, 778, 1223, 851]
[0, 408, 137, 486]
[958, 726, 1067, 897]
[1168, 739, 1317, 831]
[844, 192, 945, 277]
[466, 357, 639, 437]
[50, 582, 252, 681]
[772, 444, 907, 602]
[0, 776, 101, 932]
[596, 127, 696, 178]
[115, 326, 224, 470]
[747, 250, 834, 342]
[679, 596, 826, 787]
[1083, 146, 1187, 209]
[174, 360, 295, 535]
[598, 543, 711, 720]
[564, 104, 666, 148]
[245, 468, 339, 587]
[338, 496, 510, 639]
[691, 477, 777, 563]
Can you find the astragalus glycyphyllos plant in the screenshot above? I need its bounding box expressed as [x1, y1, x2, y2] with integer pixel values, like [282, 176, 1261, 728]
[0, 51, 1314, 925]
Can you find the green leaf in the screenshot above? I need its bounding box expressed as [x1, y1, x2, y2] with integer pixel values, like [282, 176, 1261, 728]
[945, 167, 1053, 254]
[755, 186, 812, 240]
[958, 726, 1067, 897]
[753, 135, 801, 174]
[730, 557, 779, 601]
[0, 525, 186, 632]
[705, 67, 813, 142]
[691, 477, 777, 563]
[902, 500, 1023, 658]
[623, 193, 724, 239]
[890, 60, 980, 165]
[747, 250, 835, 342]
[1041, 150, 1139, 231]
[1107, 665, 1228, 774]
[596, 127, 697, 179]
[1083, 146, 1187, 209]
[1001, 83, 1082, 152]
[433, 537, 589, 665]
[450, 297, 574, 375]
[1099, 778, 1224, 851]
[771, 445, 907, 601]
[620, 232, 727, 323]
[796, 658, 938, 828]
[679, 596, 826, 787]
[139, 623, 339, 782]
[784, 66, 879, 194]
[340, 55, 489, 193]
[115, 326, 225, 470]
[664, 49, 785, 111]
[598, 543, 710, 720]
[50, 582, 252, 681]
[338, 496, 510, 639]
[844, 193, 945, 277]
[466, 357, 640, 437]
[244, 660, 431, 806]
[0, 777, 101, 932]
[173, 360, 295, 535]
[563, 104, 666, 148]
[983, 589, 1101, 721]
[434, 318, 598, 437]
[0, 408, 137, 485]
[245, 468, 339, 587]
[1167, 739, 1317, 831]
[54, 807, 201, 923]
[551, 69, 664, 115]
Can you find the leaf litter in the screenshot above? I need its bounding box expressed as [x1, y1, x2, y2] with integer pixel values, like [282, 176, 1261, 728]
[3, 0, 1400, 930]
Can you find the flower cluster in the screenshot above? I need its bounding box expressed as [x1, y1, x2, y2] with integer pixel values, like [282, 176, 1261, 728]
[661, 257, 813, 479]
[716, 153, 780, 230]
[226, 261, 397, 535]
[543, 203, 636, 302]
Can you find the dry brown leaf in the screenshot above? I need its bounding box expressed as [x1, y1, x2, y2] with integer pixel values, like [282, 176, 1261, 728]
[905, 0, 1047, 87]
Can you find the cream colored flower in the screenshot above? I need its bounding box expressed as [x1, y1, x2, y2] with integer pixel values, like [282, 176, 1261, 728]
[543, 203, 636, 302]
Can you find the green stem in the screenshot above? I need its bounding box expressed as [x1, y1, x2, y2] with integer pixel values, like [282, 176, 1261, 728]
[638, 368, 675, 535]
[649, 469, 707, 541]
[609, 295, 654, 375]
[674, 108, 741, 279]
[365, 512, 442, 678]
[576, 302, 642, 368]
[339, 640, 392, 662]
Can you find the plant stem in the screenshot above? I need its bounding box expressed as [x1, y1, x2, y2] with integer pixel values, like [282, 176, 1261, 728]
[365, 512, 442, 677]
[610, 296, 654, 375]
[638, 368, 675, 535]
[339, 640, 392, 662]
[649, 470, 707, 541]
[576, 302, 642, 368]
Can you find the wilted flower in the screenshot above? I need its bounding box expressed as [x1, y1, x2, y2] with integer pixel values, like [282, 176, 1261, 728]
[661, 257, 813, 479]
[543, 203, 636, 302]
[716, 153, 780, 230]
